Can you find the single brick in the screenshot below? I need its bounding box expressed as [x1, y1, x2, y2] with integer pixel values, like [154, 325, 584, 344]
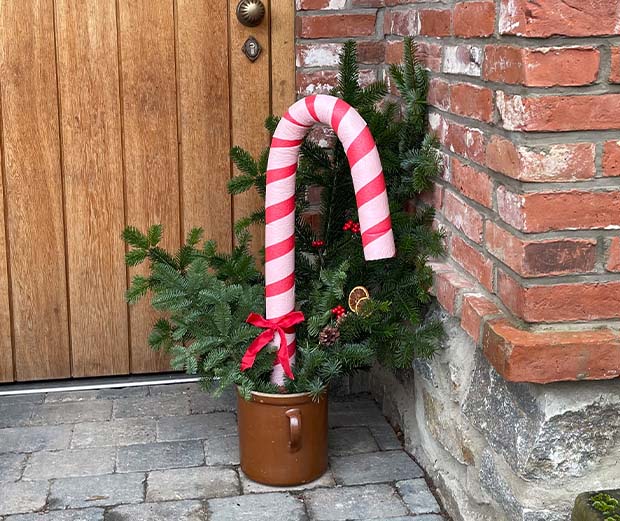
[305, 484, 408, 520]
[450, 235, 493, 291]
[419, 181, 444, 209]
[331, 450, 424, 485]
[497, 92, 620, 132]
[417, 41, 442, 71]
[483, 319, 620, 383]
[113, 394, 190, 418]
[443, 191, 484, 243]
[486, 136, 596, 182]
[451, 157, 492, 208]
[383, 10, 417, 37]
[444, 120, 486, 165]
[30, 400, 112, 425]
[497, 187, 620, 232]
[497, 271, 620, 323]
[461, 294, 501, 343]
[611, 47, 620, 83]
[453, 1, 495, 37]
[357, 41, 386, 64]
[486, 221, 597, 277]
[443, 45, 482, 76]
[499, 0, 620, 37]
[427, 77, 450, 111]
[296, 0, 347, 10]
[607, 238, 620, 272]
[449, 83, 493, 123]
[418, 9, 452, 37]
[483, 46, 600, 86]
[71, 417, 156, 448]
[603, 140, 620, 177]
[434, 268, 475, 315]
[296, 43, 341, 68]
[297, 13, 377, 38]
[296, 70, 337, 96]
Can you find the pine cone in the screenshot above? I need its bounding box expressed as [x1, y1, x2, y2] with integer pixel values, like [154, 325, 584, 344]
[319, 325, 340, 346]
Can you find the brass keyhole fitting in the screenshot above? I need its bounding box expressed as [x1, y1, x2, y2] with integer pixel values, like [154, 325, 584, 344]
[236, 0, 266, 27]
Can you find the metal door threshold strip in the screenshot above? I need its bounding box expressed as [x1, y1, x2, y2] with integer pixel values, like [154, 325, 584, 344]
[0, 373, 200, 397]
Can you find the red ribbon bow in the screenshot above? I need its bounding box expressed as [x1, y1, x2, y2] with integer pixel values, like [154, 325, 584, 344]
[241, 311, 305, 380]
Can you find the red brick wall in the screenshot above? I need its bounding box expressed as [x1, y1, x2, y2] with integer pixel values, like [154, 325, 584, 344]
[295, 0, 620, 383]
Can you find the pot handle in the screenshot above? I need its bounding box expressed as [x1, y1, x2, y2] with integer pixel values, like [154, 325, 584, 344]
[285, 408, 302, 453]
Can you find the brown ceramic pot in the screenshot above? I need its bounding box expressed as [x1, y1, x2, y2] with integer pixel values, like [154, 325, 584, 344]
[237, 389, 328, 486]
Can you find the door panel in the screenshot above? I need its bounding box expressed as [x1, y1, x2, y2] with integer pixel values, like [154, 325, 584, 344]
[0, 0, 71, 381]
[55, 0, 130, 377]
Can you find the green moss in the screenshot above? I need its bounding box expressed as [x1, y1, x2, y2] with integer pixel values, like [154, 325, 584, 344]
[590, 493, 620, 521]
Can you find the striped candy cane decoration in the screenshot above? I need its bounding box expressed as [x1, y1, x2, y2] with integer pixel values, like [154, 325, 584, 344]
[260, 94, 396, 386]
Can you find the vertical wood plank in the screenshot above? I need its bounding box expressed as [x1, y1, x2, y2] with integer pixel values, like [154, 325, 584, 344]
[0, 0, 71, 381]
[0, 129, 14, 382]
[118, 0, 180, 373]
[55, 0, 129, 377]
[229, 0, 271, 256]
[177, 0, 231, 248]
[270, 0, 296, 118]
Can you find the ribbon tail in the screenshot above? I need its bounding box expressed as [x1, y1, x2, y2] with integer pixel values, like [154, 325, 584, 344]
[240, 329, 274, 372]
[276, 327, 295, 380]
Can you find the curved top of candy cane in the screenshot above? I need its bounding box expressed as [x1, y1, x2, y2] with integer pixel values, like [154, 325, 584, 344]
[264, 94, 396, 322]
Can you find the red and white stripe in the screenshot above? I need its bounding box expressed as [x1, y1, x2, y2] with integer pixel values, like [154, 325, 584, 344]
[265, 94, 396, 385]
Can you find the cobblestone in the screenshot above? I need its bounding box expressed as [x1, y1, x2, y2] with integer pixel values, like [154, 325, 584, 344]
[48, 473, 145, 509]
[146, 466, 239, 501]
[116, 440, 204, 472]
[0, 385, 448, 520]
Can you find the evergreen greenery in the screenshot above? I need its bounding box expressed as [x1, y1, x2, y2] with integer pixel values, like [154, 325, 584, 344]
[123, 38, 444, 399]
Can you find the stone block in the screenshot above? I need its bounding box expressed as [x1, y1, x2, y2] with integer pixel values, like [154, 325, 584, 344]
[239, 469, 335, 493]
[207, 492, 306, 521]
[0, 481, 48, 516]
[156, 413, 236, 442]
[396, 479, 441, 514]
[368, 423, 402, 450]
[146, 467, 239, 501]
[105, 500, 204, 521]
[23, 447, 115, 479]
[48, 473, 145, 509]
[44, 390, 99, 403]
[113, 395, 190, 418]
[30, 401, 112, 425]
[71, 418, 156, 448]
[464, 354, 620, 480]
[0, 425, 72, 454]
[116, 440, 204, 473]
[0, 403, 35, 429]
[328, 427, 379, 456]
[96, 386, 149, 400]
[304, 484, 408, 520]
[0, 453, 26, 481]
[204, 436, 239, 466]
[328, 400, 386, 427]
[148, 382, 201, 396]
[189, 390, 237, 414]
[330, 450, 424, 485]
[6, 508, 104, 521]
[0, 394, 44, 405]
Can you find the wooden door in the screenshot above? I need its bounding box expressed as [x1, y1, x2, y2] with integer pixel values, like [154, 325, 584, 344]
[0, 0, 294, 382]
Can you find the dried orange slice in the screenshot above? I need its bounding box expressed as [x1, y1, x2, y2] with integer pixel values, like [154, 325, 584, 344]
[348, 286, 370, 314]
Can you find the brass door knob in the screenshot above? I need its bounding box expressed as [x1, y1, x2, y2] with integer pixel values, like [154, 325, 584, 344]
[236, 0, 266, 27]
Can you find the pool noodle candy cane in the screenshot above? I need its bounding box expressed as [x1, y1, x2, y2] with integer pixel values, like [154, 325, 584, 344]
[241, 94, 396, 386]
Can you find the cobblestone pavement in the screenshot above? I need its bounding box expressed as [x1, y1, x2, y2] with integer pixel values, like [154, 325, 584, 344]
[0, 383, 448, 520]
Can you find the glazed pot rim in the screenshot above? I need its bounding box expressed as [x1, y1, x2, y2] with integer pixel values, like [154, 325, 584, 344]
[236, 386, 327, 406]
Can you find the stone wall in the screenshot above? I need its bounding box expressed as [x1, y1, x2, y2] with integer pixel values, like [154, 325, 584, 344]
[295, 1, 620, 519]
